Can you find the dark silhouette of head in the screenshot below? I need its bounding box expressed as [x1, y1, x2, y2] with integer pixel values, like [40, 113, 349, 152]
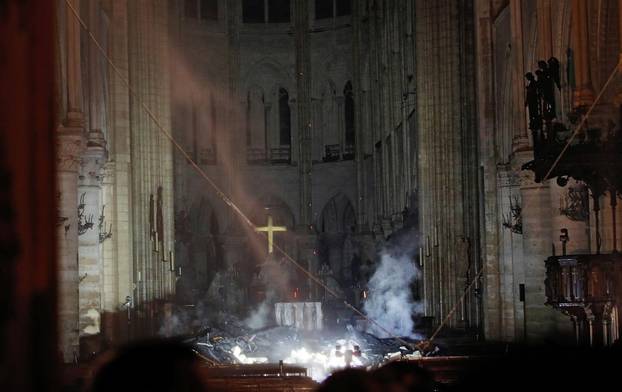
[317, 368, 378, 392]
[373, 361, 436, 392]
[525, 72, 535, 82]
[88, 340, 207, 392]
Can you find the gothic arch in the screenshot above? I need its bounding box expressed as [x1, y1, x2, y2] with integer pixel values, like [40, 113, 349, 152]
[174, 195, 223, 303]
[241, 57, 295, 94]
[245, 85, 266, 148]
[318, 193, 356, 234]
[313, 79, 338, 159]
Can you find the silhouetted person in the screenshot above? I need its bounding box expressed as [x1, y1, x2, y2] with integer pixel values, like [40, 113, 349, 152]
[88, 340, 208, 392]
[538, 59, 559, 121]
[317, 368, 378, 392]
[373, 361, 436, 392]
[456, 345, 622, 392]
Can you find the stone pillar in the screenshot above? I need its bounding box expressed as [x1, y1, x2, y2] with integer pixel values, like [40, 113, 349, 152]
[571, 0, 594, 108]
[220, 236, 246, 312]
[415, 0, 477, 327]
[536, 0, 553, 61]
[57, 130, 84, 363]
[77, 131, 107, 340]
[352, 0, 367, 230]
[104, 0, 133, 344]
[296, 234, 319, 301]
[517, 154, 558, 342]
[57, 0, 85, 363]
[64, 0, 84, 126]
[294, 0, 313, 225]
[474, 0, 502, 339]
[336, 96, 345, 157]
[510, 0, 529, 149]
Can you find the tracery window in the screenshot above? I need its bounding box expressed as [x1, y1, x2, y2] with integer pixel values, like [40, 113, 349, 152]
[315, 0, 351, 19]
[279, 88, 291, 146]
[344, 81, 355, 156]
[185, 0, 218, 21]
[243, 0, 291, 23]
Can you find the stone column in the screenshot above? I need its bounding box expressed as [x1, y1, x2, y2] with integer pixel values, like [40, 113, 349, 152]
[64, 0, 84, 126]
[536, 0, 553, 60]
[571, 0, 594, 108]
[352, 0, 367, 230]
[105, 0, 133, 343]
[510, 0, 529, 149]
[220, 236, 247, 312]
[57, 0, 85, 363]
[336, 96, 345, 157]
[57, 131, 84, 363]
[77, 131, 107, 339]
[296, 233, 319, 300]
[294, 0, 313, 225]
[517, 153, 558, 342]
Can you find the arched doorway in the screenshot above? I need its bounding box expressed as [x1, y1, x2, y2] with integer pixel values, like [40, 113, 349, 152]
[174, 196, 222, 304]
[317, 193, 357, 300]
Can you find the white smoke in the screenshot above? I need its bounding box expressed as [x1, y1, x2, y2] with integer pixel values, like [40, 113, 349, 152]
[159, 306, 193, 337]
[244, 300, 271, 329]
[243, 256, 292, 329]
[363, 250, 422, 338]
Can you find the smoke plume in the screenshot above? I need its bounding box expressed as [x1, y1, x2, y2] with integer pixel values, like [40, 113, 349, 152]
[243, 256, 292, 329]
[364, 232, 422, 338]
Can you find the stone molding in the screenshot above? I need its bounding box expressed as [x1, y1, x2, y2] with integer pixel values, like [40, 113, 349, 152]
[57, 125, 85, 172]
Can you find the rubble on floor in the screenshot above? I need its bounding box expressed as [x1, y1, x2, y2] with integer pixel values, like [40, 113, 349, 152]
[179, 312, 439, 382]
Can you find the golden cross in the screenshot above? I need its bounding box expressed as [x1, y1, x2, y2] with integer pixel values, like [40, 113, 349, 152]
[255, 215, 287, 254]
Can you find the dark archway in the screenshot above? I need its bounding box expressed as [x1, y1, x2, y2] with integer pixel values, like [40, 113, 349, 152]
[317, 193, 357, 294]
[174, 197, 222, 304]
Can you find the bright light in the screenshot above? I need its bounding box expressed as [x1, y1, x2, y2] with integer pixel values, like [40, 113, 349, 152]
[284, 339, 366, 382]
[231, 345, 268, 364]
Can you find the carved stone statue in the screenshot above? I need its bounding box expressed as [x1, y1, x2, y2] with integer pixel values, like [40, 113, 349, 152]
[537, 58, 560, 122]
[525, 72, 541, 131]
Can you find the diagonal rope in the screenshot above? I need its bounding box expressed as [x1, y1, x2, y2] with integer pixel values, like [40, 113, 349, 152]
[64, 0, 415, 350]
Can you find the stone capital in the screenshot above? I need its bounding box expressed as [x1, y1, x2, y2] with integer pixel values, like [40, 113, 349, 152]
[62, 110, 85, 129]
[78, 130, 109, 186]
[57, 125, 86, 173]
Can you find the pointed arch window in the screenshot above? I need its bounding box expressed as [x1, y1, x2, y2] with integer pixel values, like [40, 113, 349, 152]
[268, 0, 291, 23]
[243, 0, 290, 23]
[243, 0, 265, 23]
[246, 88, 268, 163]
[185, 0, 218, 20]
[279, 88, 291, 146]
[344, 81, 355, 159]
[268, 88, 292, 164]
[315, 0, 351, 19]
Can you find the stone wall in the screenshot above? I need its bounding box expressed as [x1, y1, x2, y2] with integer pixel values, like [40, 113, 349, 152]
[474, 0, 622, 343]
[55, 0, 176, 361]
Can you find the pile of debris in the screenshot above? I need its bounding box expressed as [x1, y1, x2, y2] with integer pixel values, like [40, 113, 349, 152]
[177, 312, 439, 382]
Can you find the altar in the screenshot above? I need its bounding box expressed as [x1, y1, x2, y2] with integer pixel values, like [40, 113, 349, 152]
[275, 302, 323, 331]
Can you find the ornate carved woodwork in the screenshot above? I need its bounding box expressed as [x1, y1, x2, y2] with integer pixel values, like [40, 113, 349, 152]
[522, 53, 622, 345]
[545, 254, 622, 345]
